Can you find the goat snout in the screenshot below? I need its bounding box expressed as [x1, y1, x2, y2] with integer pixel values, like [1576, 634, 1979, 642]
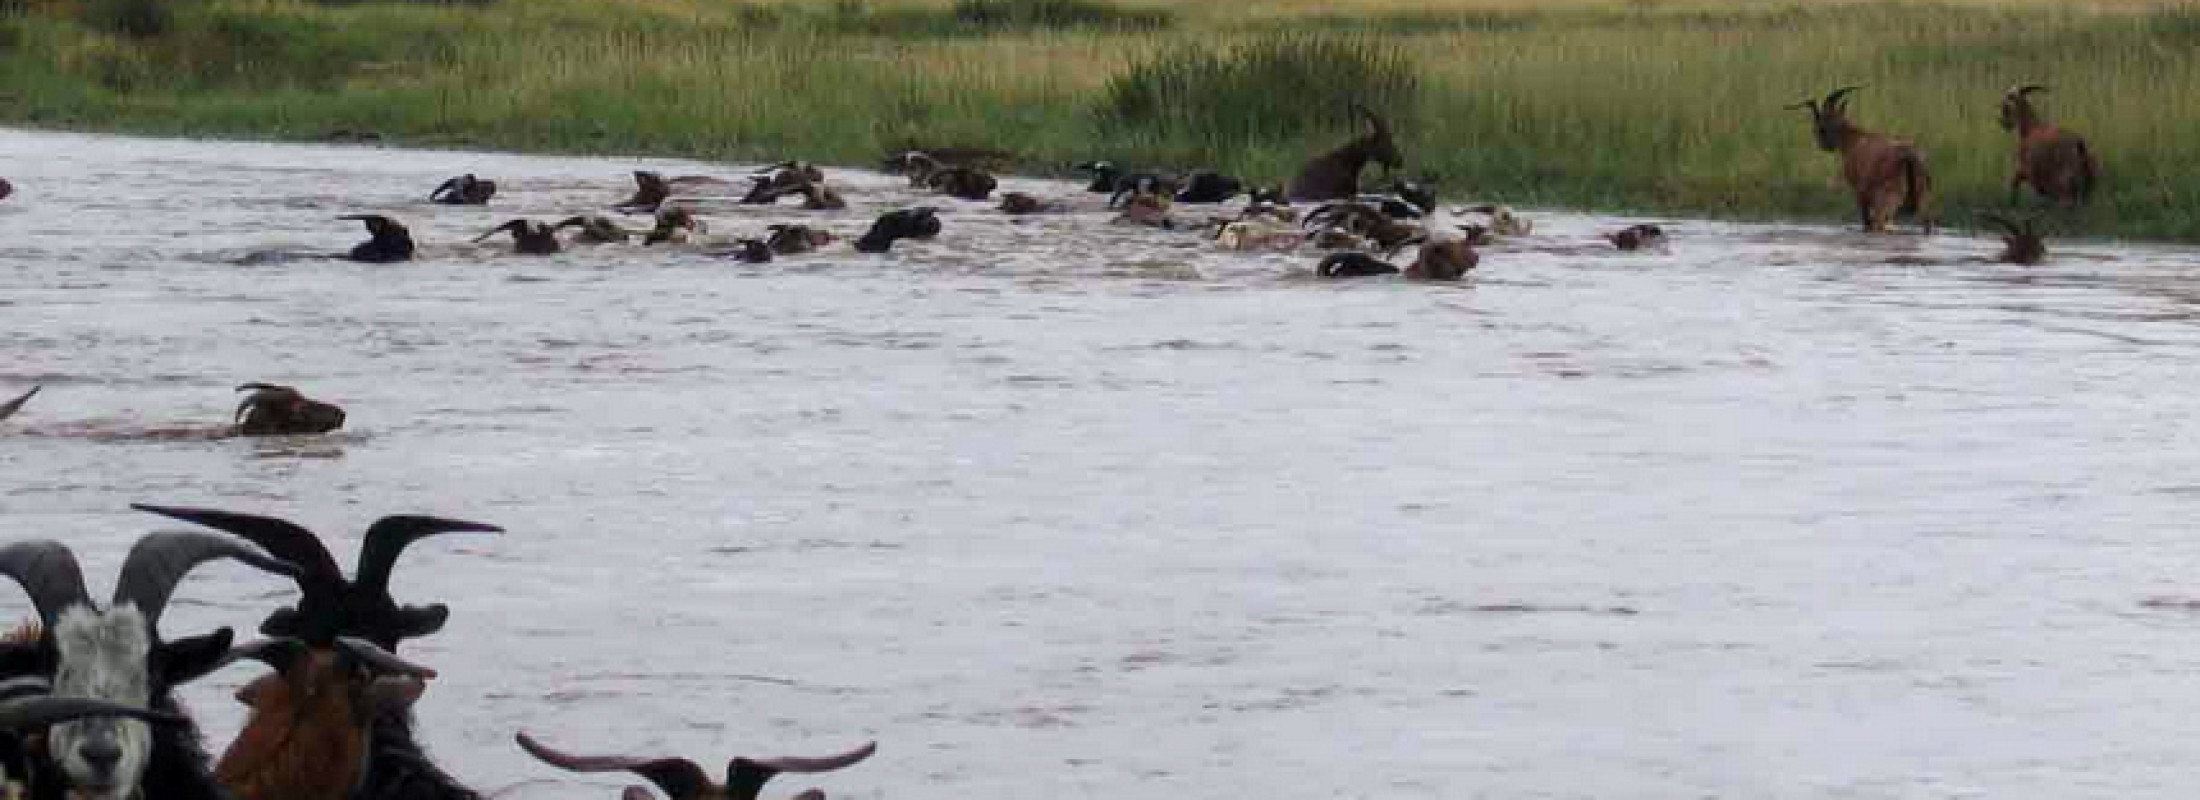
[80, 732, 123, 774]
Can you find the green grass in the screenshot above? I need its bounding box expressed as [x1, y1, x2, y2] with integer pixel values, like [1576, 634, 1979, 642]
[2, 0, 2197, 240]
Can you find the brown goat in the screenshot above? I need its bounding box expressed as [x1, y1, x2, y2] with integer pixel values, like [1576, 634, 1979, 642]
[475, 220, 561, 255]
[616, 172, 727, 214]
[428, 175, 496, 206]
[555, 216, 633, 245]
[516, 731, 874, 800]
[235, 383, 346, 436]
[764, 225, 834, 255]
[1302, 202, 1421, 252]
[927, 167, 998, 202]
[215, 637, 436, 800]
[753, 178, 847, 211]
[1787, 86, 1934, 233]
[1406, 239, 1477, 281]
[1285, 105, 1403, 202]
[1980, 212, 2047, 265]
[2000, 85, 2098, 207]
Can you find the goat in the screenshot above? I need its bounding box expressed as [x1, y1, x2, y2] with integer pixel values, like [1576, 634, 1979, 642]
[928, 168, 998, 202]
[516, 731, 875, 800]
[616, 172, 728, 214]
[1301, 203, 1421, 252]
[235, 383, 346, 436]
[554, 216, 633, 245]
[752, 179, 847, 211]
[2000, 85, 2099, 207]
[0, 693, 187, 797]
[1109, 191, 1176, 230]
[765, 225, 834, 255]
[129, 504, 502, 800]
[1316, 252, 1399, 278]
[1403, 209, 1477, 281]
[719, 239, 774, 264]
[213, 637, 436, 800]
[754, 162, 825, 191]
[1072, 161, 1124, 193]
[1606, 223, 1668, 251]
[881, 152, 942, 188]
[0, 386, 36, 422]
[1459, 204, 1532, 237]
[646, 208, 707, 246]
[428, 175, 496, 206]
[854, 208, 940, 254]
[1286, 105, 1403, 202]
[996, 192, 1067, 215]
[0, 533, 299, 800]
[1108, 174, 1181, 210]
[1386, 174, 1439, 217]
[1787, 86, 1934, 233]
[340, 215, 416, 263]
[1174, 170, 1245, 205]
[1213, 220, 1301, 252]
[1979, 212, 2047, 265]
[474, 220, 560, 255]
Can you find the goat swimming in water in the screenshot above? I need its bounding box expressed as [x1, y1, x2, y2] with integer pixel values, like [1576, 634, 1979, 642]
[516, 731, 876, 800]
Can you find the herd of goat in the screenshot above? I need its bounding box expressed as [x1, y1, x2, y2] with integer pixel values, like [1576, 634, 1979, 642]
[0, 507, 878, 800]
[0, 83, 2103, 799]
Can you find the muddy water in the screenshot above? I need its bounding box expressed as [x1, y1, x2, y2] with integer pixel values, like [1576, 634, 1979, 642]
[6, 127, 2200, 798]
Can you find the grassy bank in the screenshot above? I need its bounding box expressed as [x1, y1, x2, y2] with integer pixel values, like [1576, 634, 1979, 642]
[3, 0, 2198, 239]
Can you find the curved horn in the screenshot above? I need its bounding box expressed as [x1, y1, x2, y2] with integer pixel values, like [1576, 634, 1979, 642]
[233, 385, 299, 426]
[1783, 99, 1820, 115]
[0, 541, 93, 627]
[429, 177, 459, 201]
[727, 742, 878, 800]
[112, 532, 300, 632]
[1823, 85, 1865, 114]
[473, 220, 525, 243]
[128, 504, 346, 600]
[516, 731, 713, 800]
[333, 636, 437, 678]
[354, 515, 502, 597]
[0, 695, 188, 731]
[2010, 83, 2048, 99]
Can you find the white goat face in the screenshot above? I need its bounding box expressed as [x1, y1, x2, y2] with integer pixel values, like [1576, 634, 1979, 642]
[49, 606, 153, 799]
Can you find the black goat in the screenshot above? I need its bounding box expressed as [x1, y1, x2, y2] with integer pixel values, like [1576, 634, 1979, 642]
[1173, 170, 1245, 204]
[517, 731, 875, 800]
[131, 504, 502, 800]
[474, 220, 560, 255]
[1316, 252, 1399, 278]
[855, 208, 941, 254]
[340, 215, 415, 264]
[428, 175, 496, 206]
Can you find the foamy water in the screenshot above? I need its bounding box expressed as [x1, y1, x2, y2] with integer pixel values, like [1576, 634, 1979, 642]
[6, 127, 2200, 798]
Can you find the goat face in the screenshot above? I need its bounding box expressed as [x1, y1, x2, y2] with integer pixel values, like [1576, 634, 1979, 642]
[236, 384, 346, 436]
[49, 607, 154, 799]
[1998, 85, 2046, 133]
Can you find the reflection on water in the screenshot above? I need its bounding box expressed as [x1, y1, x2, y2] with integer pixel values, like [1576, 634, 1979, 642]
[7, 128, 2200, 799]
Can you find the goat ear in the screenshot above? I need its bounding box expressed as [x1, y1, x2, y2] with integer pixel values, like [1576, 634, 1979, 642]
[158, 628, 237, 687]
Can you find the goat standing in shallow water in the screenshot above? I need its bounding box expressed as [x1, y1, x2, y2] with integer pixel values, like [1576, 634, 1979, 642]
[1787, 86, 1934, 233]
[132, 504, 502, 800]
[0, 534, 299, 800]
[2000, 85, 2098, 207]
[1286, 105, 1403, 202]
[516, 731, 875, 800]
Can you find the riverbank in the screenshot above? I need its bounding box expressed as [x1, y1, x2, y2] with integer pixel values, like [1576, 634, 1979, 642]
[4, 0, 2196, 239]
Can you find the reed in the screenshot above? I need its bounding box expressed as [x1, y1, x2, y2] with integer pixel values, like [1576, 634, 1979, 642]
[2, 0, 2196, 239]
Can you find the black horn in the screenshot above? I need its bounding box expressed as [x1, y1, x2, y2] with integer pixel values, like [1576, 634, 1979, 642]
[1823, 85, 1865, 114]
[0, 541, 93, 628]
[0, 695, 188, 731]
[112, 532, 299, 631]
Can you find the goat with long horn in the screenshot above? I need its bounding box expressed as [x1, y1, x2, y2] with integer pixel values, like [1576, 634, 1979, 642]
[474, 220, 561, 255]
[1286, 104, 1403, 202]
[0, 533, 299, 800]
[1787, 86, 1934, 233]
[130, 504, 501, 800]
[428, 175, 496, 206]
[1999, 84, 2099, 207]
[517, 731, 875, 800]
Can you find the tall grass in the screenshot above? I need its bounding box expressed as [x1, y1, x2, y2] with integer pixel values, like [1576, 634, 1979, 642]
[2, 0, 2199, 239]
